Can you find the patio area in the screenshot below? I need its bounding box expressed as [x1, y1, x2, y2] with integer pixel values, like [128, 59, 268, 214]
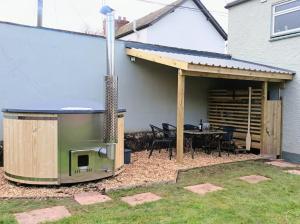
[0, 150, 259, 198]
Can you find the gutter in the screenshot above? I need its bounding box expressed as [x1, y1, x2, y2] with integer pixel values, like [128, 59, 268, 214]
[225, 0, 252, 9]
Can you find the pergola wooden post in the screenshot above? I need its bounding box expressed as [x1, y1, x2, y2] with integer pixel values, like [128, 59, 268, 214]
[261, 81, 268, 154]
[176, 69, 185, 163]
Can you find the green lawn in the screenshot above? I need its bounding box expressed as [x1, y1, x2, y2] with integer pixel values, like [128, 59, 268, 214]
[1, 160, 300, 224]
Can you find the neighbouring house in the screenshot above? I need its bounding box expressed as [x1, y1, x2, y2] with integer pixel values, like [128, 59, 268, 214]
[226, 0, 300, 163]
[116, 0, 227, 53]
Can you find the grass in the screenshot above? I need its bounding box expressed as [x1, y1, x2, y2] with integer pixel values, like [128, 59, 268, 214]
[1, 160, 300, 224]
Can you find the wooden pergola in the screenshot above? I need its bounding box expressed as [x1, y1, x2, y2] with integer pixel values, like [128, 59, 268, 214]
[126, 47, 294, 162]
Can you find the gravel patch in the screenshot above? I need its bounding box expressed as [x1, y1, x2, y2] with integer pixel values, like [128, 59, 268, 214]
[0, 151, 260, 198]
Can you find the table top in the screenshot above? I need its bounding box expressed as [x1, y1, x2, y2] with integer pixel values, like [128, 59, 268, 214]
[184, 130, 226, 135]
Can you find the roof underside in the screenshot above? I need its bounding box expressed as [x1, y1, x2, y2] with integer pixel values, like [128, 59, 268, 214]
[116, 0, 227, 40]
[125, 42, 294, 82]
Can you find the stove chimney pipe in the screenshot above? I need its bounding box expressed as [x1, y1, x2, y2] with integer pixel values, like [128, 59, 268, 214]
[100, 6, 118, 144]
[37, 0, 43, 27]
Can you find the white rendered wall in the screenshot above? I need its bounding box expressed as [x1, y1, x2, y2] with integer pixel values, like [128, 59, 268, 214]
[120, 28, 148, 43]
[121, 0, 225, 53]
[228, 0, 300, 159]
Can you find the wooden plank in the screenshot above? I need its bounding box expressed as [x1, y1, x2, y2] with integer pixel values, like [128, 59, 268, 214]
[115, 115, 125, 170]
[262, 101, 282, 157]
[209, 103, 261, 108]
[209, 109, 261, 115]
[208, 106, 261, 111]
[126, 48, 189, 70]
[261, 82, 268, 154]
[209, 113, 261, 119]
[209, 121, 261, 131]
[176, 70, 185, 163]
[208, 115, 261, 123]
[209, 90, 262, 95]
[234, 140, 261, 149]
[184, 70, 285, 82]
[233, 132, 261, 142]
[208, 119, 261, 127]
[3, 114, 58, 182]
[187, 64, 293, 81]
[208, 96, 261, 100]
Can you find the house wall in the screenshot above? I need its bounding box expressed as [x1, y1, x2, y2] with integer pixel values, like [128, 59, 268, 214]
[0, 22, 212, 140]
[119, 28, 148, 43]
[121, 0, 225, 53]
[227, 0, 300, 163]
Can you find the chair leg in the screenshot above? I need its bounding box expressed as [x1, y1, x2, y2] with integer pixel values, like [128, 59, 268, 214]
[169, 143, 172, 160]
[191, 146, 195, 159]
[149, 142, 155, 158]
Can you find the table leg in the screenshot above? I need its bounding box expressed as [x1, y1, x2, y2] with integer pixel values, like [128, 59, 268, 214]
[190, 137, 194, 159]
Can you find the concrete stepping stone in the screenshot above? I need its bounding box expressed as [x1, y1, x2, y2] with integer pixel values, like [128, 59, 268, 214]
[121, 192, 161, 206]
[239, 175, 270, 184]
[74, 192, 112, 205]
[184, 183, 223, 195]
[14, 206, 71, 224]
[285, 170, 300, 175]
[265, 161, 297, 168]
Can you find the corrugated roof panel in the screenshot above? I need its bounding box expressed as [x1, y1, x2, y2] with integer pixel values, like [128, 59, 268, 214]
[130, 48, 294, 74]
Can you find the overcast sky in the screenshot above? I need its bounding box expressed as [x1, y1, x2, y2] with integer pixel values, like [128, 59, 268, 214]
[0, 0, 230, 34]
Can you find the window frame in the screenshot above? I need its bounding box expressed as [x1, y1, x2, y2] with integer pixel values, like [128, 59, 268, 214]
[272, 0, 300, 37]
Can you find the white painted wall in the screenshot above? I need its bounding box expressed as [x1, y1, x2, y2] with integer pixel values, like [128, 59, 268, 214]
[121, 0, 225, 53]
[227, 0, 300, 161]
[120, 28, 148, 43]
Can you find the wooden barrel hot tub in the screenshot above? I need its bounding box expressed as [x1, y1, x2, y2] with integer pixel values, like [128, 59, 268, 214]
[2, 104, 125, 185]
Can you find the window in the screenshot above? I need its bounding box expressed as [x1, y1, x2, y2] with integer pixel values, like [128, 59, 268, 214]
[272, 0, 300, 36]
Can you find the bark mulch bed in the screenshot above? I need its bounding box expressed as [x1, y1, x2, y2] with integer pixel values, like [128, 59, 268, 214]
[0, 151, 260, 199]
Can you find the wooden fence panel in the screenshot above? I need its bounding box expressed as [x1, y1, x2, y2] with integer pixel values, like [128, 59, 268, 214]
[208, 88, 262, 149]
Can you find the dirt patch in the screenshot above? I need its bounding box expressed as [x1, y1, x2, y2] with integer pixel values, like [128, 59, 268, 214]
[0, 151, 260, 198]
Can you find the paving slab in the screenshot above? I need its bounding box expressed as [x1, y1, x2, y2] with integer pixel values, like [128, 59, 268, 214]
[265, 161, 297, 168]
[74, 192, 112, 205]
[184, 183, 223, 195]
[14, 206, 71, 224]
[121, 192, 161, 206]
[239, 175, 271, 184]
[285, 170, 300, 175]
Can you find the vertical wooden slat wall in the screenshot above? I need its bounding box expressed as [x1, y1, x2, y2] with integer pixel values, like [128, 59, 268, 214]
[208, 88, 262, 149]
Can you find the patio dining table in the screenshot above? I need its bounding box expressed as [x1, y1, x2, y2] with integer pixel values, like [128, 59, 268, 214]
[184, 130, 227, 158]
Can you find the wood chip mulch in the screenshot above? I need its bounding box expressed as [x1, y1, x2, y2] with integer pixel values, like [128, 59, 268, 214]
[0, 151, 260, 199]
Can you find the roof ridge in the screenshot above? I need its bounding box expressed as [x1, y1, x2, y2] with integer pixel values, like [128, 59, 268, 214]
[116, 0, 227, 40]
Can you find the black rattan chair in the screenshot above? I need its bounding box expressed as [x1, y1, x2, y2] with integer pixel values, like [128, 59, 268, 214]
[149, 124, 173, 160]
[162, 123, 177, 139]
[221, 126, 236, 156]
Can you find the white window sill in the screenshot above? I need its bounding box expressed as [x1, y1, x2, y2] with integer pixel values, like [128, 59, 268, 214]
[270, 32, 300, 42]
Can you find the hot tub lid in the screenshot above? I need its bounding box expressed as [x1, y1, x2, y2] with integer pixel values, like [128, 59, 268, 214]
[2, 100, 126, 114]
